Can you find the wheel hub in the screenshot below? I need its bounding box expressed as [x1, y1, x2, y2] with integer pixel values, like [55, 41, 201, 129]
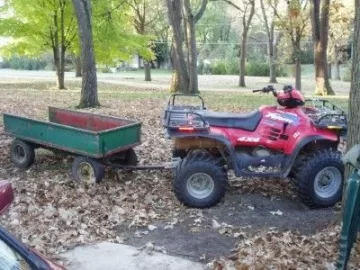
[186, 173, 215, 199]
[314, 166, 342, 199]
[14, 145, 26, 162]
[77, 162, 96, 183]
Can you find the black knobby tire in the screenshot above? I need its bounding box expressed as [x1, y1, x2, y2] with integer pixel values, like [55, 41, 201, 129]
[109, 148, 138, 166]
[123, 148, 138, 166]
[10, 139, 35, 169]
[294, 149, 344, 208]
[173, 151, 227, 208]
[71, 156, 105, 184]
[172, 149, 187, 159]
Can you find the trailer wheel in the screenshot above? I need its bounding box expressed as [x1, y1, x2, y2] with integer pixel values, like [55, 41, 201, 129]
[109, 149, 138, 166]
[10, 139, 35, 169]
[71, 156, 105, 184]
[123, 148, 138, 166]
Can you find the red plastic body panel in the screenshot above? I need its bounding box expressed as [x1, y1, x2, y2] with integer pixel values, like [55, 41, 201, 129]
[0, 181, 14, 216]
[209, 105, 338, 155]
[277, 88, 305, 103]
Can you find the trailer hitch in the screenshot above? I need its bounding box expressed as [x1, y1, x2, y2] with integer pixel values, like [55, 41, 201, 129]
[106, 157, 181, 171]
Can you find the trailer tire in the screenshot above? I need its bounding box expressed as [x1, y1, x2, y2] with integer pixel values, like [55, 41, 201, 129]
[72, 156, 105, 184]
[10, 139, 35, 169]
[123, 148, 138, 166]
[174, 151, 227, 208]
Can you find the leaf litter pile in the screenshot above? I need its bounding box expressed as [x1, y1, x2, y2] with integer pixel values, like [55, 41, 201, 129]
[0, 83, 358, 269]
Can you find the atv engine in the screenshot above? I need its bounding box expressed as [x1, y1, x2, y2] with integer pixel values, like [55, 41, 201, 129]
[236, 147, 283, 173]
[252, 147, 271, 157]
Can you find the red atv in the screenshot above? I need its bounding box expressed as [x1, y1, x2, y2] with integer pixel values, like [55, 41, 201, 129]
[163, 85, 347, 209]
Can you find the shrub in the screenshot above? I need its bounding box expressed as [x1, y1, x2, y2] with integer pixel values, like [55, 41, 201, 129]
[212, 61, 227, 75]
[1, 56, 47, 70]
[225, 58, 239, 75]
[245, 62, 287, 77]
[100, 66, 113, 73]
[341, 62, 351, 82]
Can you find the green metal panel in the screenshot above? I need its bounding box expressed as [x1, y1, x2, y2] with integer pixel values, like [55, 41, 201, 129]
[99, 123, 141, 156]
[336, 169, 360, 270]
[3, 114, 101, 157]
[3, 109, 142, 158]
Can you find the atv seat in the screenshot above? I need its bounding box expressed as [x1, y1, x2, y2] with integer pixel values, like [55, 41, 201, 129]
[195, 109, 262, 131]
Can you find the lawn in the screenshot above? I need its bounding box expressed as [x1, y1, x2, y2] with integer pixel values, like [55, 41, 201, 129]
[0, 80, 357, 269]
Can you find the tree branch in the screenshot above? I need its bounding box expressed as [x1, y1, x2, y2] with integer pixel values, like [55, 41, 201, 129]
[210, 0, 242, 11]
[194, 0, 208, 23]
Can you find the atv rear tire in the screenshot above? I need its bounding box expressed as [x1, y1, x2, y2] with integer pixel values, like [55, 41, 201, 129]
[294, 149, 344, 208]
[173, 151, 227, 208]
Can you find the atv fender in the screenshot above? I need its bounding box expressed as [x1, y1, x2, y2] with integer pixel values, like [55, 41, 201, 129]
[282, 135, 339, 178]
[168, 131, 238, 168]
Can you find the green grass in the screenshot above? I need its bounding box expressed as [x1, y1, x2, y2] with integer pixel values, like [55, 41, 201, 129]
[0, 80, 349, 114]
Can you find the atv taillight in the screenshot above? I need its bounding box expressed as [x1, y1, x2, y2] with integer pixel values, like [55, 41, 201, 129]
[178, 126, 195, 131]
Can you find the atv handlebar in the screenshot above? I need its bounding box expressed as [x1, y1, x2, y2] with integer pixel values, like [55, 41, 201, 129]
[252, 85, 294, 97]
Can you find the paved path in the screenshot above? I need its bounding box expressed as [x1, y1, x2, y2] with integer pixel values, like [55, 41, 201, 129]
[61, 242, 206, 270]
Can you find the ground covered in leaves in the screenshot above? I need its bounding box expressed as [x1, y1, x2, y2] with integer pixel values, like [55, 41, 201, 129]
[0, 81, 358, 269]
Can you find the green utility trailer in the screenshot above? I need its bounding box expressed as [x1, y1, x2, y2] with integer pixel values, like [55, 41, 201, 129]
[3, 107, 145, 183]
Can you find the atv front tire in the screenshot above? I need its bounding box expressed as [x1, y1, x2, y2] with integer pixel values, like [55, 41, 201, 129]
[294, 149, 344, 208]
[173, 151, 227, 208]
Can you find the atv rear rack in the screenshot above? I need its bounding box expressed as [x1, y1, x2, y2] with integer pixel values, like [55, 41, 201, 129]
[303, 99, 347, 134]
[163, 110, 209, 131]
[163, 94, 209, 131]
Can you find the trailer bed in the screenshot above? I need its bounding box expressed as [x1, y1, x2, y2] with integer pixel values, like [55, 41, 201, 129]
[3, 107, 142, 158]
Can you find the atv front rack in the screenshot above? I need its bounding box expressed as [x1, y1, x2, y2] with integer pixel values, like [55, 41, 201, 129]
[303, 99, 347, 134]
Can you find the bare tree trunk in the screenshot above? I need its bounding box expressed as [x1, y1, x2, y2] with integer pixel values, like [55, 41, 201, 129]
[184, 0, 199, 93]
[238, 0, 255, 87]
[167, 0, 189, 93]
[328, 63, 332, 78]
[144, 62, 151, 81]
[343, 0, 360, 206]
[260, 0, 277, 83]
[72, 0, 100, 108]
[75, 55, 82, 77]
[53, 47, 64, 90]
[169, 41, 181, 93]
[335, 61, 341, 80]
[59, 0, 66, 90]
[312, 0, 334, 96]
[269, 47, 277, 83]
[52, 9, 65, 90]
[239, 34, 247, 87]
[295, 52, 302, 91]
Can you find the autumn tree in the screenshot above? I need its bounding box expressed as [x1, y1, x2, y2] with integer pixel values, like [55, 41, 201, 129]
[72, 0, 99, 108]
[0, 0, 77, 89]
[271, 0, 310, 91]
[328, 0, 353, 80]
[311, 0, 334, 96]
[227, 0, 255, 87]
[166, 0, 208, 93]
[91, 1, 153, 68]
[259, 0, 283, 83]
[128, 0, 165, 81]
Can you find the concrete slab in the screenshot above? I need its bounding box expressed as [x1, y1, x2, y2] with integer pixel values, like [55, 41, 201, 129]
[61, 242, 206, 270]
